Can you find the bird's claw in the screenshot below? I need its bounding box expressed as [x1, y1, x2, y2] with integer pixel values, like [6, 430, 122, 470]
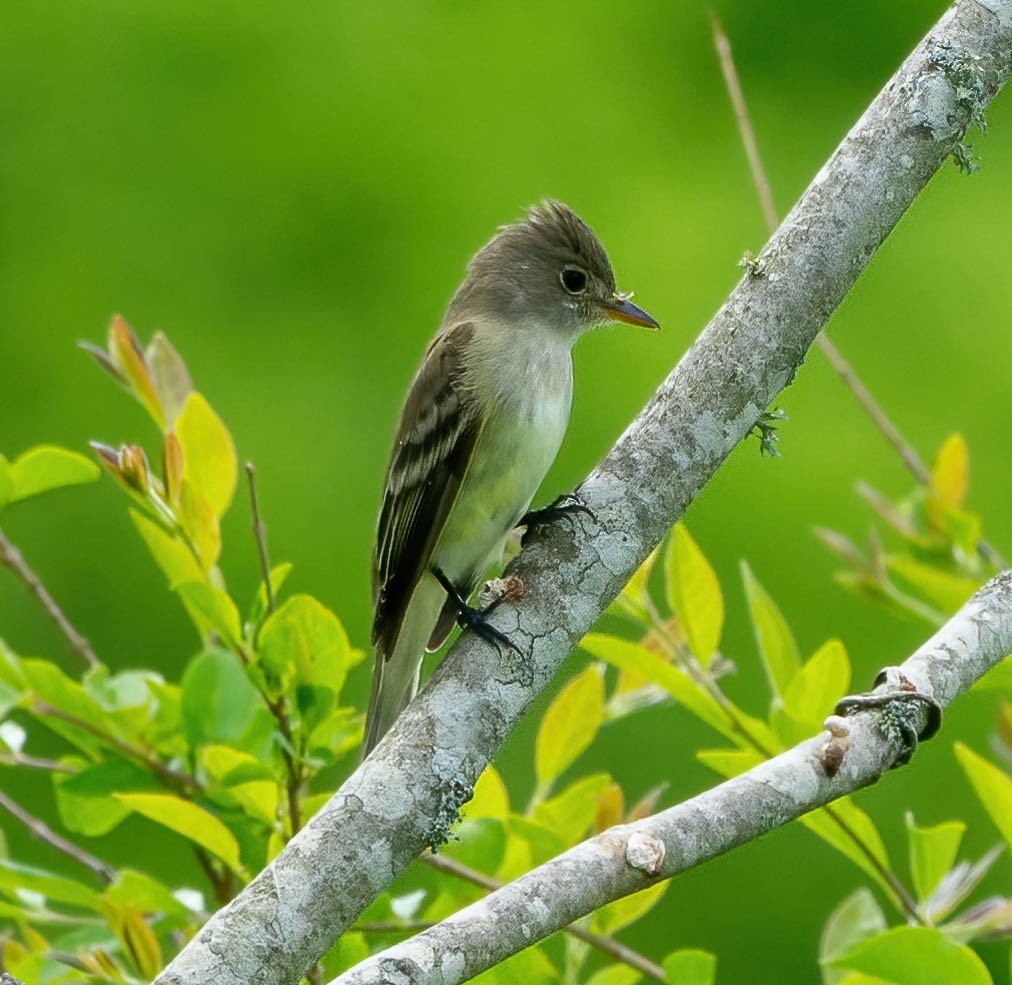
[520, 493, 596, 545]
[833, 667, 942, 767]
[432, 567, 523, 659]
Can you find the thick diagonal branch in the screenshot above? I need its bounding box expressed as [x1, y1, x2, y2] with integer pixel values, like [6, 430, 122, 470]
[333, 572, 1012, 984]
[155, 3, 1012, 983]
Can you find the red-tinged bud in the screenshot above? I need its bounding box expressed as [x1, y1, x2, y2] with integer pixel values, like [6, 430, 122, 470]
[90, 441, 123, 472]
[162, 433, 184, 505]
[120, 445, 151, 493]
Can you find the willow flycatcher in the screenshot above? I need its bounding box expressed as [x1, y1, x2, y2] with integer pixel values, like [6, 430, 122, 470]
[364, 201, 658, 755]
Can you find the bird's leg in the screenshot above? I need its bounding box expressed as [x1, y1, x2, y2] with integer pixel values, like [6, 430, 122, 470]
[519, 492, 596, 545]
[432, 566, 523, 657]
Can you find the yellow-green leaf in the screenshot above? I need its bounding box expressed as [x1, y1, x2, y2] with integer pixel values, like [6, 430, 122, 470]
[115, 793, 242, 872]
[954, 743, 1012, 846]
[8, 446, 99, 503]
[800, 799, 894, 902]
[665, 524, 723, 666]
[906, 814, 966, 903]
[177, 479, 221, 571]
[131, 509, 203, 586]
[887, 556, 979, 616]
[532, 773, 611, 845]
[741, 562, 801, 699]
[592, 880, 668, 935]
[175, 582, 242, 648]
[696, 747, 764, 778]
[930, 433, 969, 514]
[778, 639, 851, 740]
[175, 392, 238, 518]
[462, 765, 510, 822]
[109, 315, 166, 428]
[534, 666, 604, 790]
[118, 906, 164, 980]
[613, 546, 659, 621]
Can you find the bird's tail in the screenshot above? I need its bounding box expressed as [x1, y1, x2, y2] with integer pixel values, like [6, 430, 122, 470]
[362, 576, 445, 758]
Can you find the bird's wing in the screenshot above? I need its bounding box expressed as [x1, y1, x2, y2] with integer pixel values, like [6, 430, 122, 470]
[372, 322, 482, 660]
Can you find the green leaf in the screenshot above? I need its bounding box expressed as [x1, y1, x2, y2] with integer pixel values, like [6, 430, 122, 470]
[831, 926, 992, 985]
[820, 889, 887, 985]
[906, 814, 965, 903]
[612, 546, 659, 622]
[665, 524, 723, 666]
[532, 773, 611, 845]
[534, 666, 604, 790]
[114, 793, 242, 872]
[258, 595, 351, 702]
[741, 562, 801, 700]
[0, 860, 102, 910]
[6, 446, 99, 504]
[21, 658, 119, 745]
[954, 743, 1012, 846]
[776, 639, 851, 744]
[662, 949, 716, 985]
[201, 745, 278, 824]
[470, 944, 558, 985]
[101, 869, 190, 923]
[800, 800, 895, 903]
[582, 633, 778, 750]
[248, 562, 294, 630]
[54, 758, 159, 837]
[586, 966, 642, 985]
[175, 582, 243, 649]
[592, 881, 668, 935]
[442, 817, 507, 875]
[175, 392, 238, 518]
[506, 815, 567, 868]
[130, 509, 204, 587]
[180, 649, 274, 759]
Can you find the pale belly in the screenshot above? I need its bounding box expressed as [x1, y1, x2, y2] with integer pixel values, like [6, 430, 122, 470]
[434, 388, 570, 587]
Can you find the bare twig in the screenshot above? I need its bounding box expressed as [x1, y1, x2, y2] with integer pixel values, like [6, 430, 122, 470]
[33, 699, 198, 793]
[422, 853, 666, 981]
[0, 526, 100, 669]
[246, 462, 276, 616]
[0, 788, 116, 884]
[708, 11, 1009, 572]
[0, 751, 77, 774]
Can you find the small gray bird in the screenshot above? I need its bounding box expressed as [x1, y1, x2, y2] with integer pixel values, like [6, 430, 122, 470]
[364, 201, 658, 756]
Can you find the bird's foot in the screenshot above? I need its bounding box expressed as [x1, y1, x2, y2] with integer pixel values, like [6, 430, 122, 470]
[520, 492, 596, 545]
[832, 667, 942, 768]
[432, 567, 522, 658]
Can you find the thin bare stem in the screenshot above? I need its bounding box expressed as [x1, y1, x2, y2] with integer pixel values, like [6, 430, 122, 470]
[708, 11, 1009, 572]
[0, 751, 77, 774]
[0, 788, 116, 883]
[0, 526, 100, 669]
[245, 462, 276, 616]
[33, 699, 198, 793]
[421, 853, 666, 981]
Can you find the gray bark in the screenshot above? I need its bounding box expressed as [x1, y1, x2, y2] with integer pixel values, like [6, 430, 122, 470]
[333, 572, 1012, 984]
[155, 2, 1012, 983]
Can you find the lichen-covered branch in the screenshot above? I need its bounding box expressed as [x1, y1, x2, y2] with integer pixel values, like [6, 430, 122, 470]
[154, 3, 1012, 983]
[332, 572, 1012, 985]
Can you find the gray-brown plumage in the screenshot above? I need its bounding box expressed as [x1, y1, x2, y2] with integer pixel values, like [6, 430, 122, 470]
[365, 201, 657, 756]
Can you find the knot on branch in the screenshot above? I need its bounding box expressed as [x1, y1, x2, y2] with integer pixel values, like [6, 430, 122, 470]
[625, 831, 666, 877]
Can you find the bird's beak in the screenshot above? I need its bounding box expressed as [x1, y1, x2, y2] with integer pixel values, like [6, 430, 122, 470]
[600, 294, 660, 330]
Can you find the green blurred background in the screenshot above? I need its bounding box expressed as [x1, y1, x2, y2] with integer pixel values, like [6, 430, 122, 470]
[2, 1, 1011, 981]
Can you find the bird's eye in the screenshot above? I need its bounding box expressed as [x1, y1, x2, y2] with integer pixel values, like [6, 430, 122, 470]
[560, 267, 588, 295]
